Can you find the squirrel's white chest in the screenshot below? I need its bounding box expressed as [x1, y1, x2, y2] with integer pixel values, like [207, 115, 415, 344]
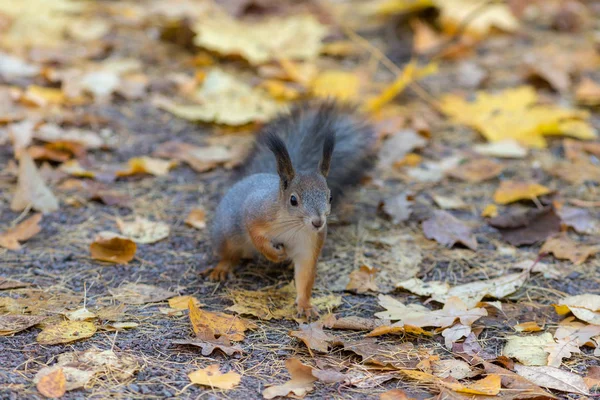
[277, 227, 318, 260]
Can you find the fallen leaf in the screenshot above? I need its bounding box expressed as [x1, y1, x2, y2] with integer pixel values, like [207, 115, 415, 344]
[366, 324, 431, 338]
[483, 362, 556, 399]
[513, 364, 590, 395]
[64, 307, 96, 321]
[447, 158, 504, 183]
[37, 320, 97, 345]
[442, 324, 471, 349]
[36, 368, 66, 398]
[90, 232, 137, 264]
[0, 213, 42, 250]
[541, 234, 599, 265]
[503, 333, 555, 366]
[311, 70, 360, 101]
[227, 281, 341, 320]
[584, 366, 600, 390]
[550, 158, 600, 184]
[411, 19, 444, 55]
[263, 358, 316, 399]
[168, 295, 201, 310]
[444, 374, 501, 396]
[493, 181, 551, 204]
[116, 216, 170, 244]
[173, 334, 243, 357]
[432, 195, 467, 210]
[481, 204, 498, 218]
[545, 337, 581, 367]
[431, 359, 474, 380]
[116, 157, 176, 177]
[375, 295, 486, 328]
[554, 316, 600, 346]
[155, 69, 281, 125]
[380, 191, 414, 224]
[11, 153, 59, 214]
[185, 208, 206, 229]
[441, 86, 596, 148]
[575, 78, 600, 105]
[194, 14, 327, 65]
[0, 315, 47, 335]
[188, 364, 241, 390]
[0, 277, 32, 290]
[556, 206, 599, 235]
[473, 139, 527, 158]
[488, 206, 561, 246]
[378, 129, 427, 170]
[346, 265, 379, 294]
[514, 321, 544, 332]
[380, 388, 414, 400]
[289, 322, 334, 355]
[109, 283, 175, 305]
[189, 298, 255, 341]
[524, 52, 571, 93]
[422, 210, 477, 250]
[557, 294, 600, 325]
[34, 124, 107, 150]
[435, 0, 518, 36]
[396, 278, 450, 297]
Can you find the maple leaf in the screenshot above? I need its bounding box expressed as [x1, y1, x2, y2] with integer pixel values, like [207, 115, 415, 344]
[346, 265, 379, 293]
[289, 322, 334, 355]
[188, 298, 255, 341]
[545, 337, 581, 367]
[541, 234, 600, 265]
[263, 358, 316, 399]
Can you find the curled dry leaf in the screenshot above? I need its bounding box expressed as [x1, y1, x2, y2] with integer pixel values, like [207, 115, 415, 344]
[488, 206, 561, 246]
[514, 364, 590, 395]
[11, 153, 59, 214]
[541, 234, 599, 265]
[289, 322, 334, 355]
[117, 216, 170, 244]
[346, 265, 379, 294]
[263, 358, 316, 399]
[0, 315, 47, 335]
[109, 283, 176, 305]
[422, 210, 477, 251]
[493, 180, 551, 204]
[36, 368, 66, 399]
[0, 213, 42, 250]
[188, 364, 241, 390]
[447, 158, 504, 183]
[503, 332, 555, 366]
[514, 321, 544, 332]
[189, 298, 255, 342]
[36, 320, 97, 345]
[185, 208, 206, 229]
[556, 294, 600, 325]
[90, 232, 137, 264]
[116, 156, 176, 177]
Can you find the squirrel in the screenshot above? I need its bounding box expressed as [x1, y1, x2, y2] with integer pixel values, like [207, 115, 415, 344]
[209, 101, 376, 317]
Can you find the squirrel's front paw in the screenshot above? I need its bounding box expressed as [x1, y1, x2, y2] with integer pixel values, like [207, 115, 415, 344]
[296, 300, 319, 320]
[266, 242, 288, 263]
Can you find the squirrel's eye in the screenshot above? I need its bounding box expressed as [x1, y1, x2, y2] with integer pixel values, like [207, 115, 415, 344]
[329, 195, 333, 204]
[290, 195, 298, 206]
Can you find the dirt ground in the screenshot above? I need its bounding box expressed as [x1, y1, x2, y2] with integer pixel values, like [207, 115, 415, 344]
[1, 1, 600, 399]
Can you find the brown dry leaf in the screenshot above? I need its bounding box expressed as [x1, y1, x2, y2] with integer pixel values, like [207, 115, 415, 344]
[482, 362, 556, 399]
[447, 158, 504, 183]
[189, 298, 255, 341]
[311, 70, 360, 101]
[194, 14, 327, 65]
[173, 334, 243, 357]
[524, 52, 571, 93]
[515, 321, 544, 332]
[545, 337, 581, 367]
[441, 324, 471, 349]
[575, 78, 600, 106]
[116, 157, 176, 177]
[0, 315, 47, 335]
[36, 368, 66, 398]
[380, 388, 414, 400]
[36, 320, 97, 345]
[227, 281, 341, 321]
[375, 295, 486, 328]
[185, 208, 206, 229]
[488, 206, 561, 246]
[289, 322, 334, 355]
[263, 358, 316, 399]
[0, 213, 42, 250]
[188, 364, 241, 390]
[109, 283, 176, 305]
[422, 210, 477, 251]
[554, 316, 600, 346]
[11, 153, 59, 214]
[584, 366, 600, 390]
[90, 232, 137, 264]
[556, 206, 599, 235]
[411, 19, 444, 55]
[0, 277, 31, 290]
[550, 158, 600, 184]
[346, 265, 379, 294]
[557, 294, 600, 325]
[541, 234, 599, 265]
[378, 129, 427, 170]
[381, 191, 414, 224]
[503, 333, 554, 366]
[117, 216, 170, 244]
[153, 140, 245, 173]
[435, 0, 518, 36]
[168, 295, 201, 310]
[513, 364, 590, 395]
[494, 181, 551, 204]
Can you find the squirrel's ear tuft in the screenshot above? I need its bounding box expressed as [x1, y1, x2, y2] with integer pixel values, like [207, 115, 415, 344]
[319, 130, 335, 177]
[265, 131, 295, 189]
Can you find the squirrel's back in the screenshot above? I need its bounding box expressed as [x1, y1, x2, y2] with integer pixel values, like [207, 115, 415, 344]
[244, 101, 376, 202]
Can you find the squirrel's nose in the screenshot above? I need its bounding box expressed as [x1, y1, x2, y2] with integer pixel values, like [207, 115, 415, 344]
[311, 217, 324, 229]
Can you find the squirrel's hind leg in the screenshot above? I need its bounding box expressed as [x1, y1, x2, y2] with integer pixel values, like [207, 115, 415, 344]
[207, 239, 241, 281]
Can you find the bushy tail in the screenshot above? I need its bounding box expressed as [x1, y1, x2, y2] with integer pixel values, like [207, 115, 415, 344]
[243, 101, 376, 202]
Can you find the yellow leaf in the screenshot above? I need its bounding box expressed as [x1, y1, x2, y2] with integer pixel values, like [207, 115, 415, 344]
[37, 320, 97, 345]
[168, 295, 201, 310]
[503, 333, 555, 366]
[311, 70, 360, 101]
[185, 208, 206, 230]
[443, 374, 501, 395]
[116, 216, 170, 244]
[481, 204, 498, 218]
[493, 180, 551, 204]
[21, 85, 66, 107]
[193, 14, 327, 65]
[259, 80, 300, 101]
[36, 368, 66, 398]
[441, 86, 596, 148]
[188, 364, 241, 390]
[365, 61, 438, 112]
[59, 160, 96, 179]
[434, 0, 518, 37]
[116, 157, 176, 177]
[375, 0, 434, 16]
[514, 321, 544, 332]
[90, 232, 137, 264]
[188, 298, 255, 341]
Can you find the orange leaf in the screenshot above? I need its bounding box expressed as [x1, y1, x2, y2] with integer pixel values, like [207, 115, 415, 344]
[36, 368, 66, 398]
[90, 232, 137, 264]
